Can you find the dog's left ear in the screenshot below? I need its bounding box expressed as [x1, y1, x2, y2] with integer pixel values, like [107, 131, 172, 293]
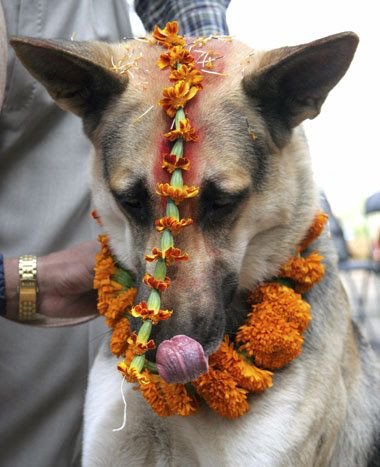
[243, 32, 359, 130]
[10, 37, 128, 118]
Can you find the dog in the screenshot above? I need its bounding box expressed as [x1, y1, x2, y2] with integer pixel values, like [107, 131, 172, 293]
[11, 30, 380, 466]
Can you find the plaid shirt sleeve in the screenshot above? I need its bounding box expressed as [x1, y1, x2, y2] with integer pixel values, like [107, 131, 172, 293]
[134, 0, 231, 36]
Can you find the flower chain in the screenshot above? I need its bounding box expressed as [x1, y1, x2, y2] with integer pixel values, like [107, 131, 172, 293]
[93, 22, 328, 419]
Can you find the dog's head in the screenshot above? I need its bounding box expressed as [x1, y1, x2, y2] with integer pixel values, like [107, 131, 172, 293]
[11, 31, 358, 359]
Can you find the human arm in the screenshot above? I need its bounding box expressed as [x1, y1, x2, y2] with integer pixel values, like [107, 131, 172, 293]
[2, 241, 99, 326]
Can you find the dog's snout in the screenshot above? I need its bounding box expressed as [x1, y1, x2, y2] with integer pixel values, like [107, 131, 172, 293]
[222, 272, 239, 307]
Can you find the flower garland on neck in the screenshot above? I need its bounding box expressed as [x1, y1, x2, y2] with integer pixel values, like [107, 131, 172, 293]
[93, 22, 328, 419]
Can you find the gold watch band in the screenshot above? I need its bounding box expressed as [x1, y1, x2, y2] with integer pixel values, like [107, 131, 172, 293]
[18, 255, 38, 321]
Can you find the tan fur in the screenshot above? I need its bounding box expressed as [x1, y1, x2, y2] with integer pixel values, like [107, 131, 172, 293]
[11, 31, 380, 466]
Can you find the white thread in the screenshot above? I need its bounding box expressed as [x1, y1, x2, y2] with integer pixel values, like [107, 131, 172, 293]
[200, 69, 228, 77]
[112, 377, 128, 432]
[133, 105, 154, 123]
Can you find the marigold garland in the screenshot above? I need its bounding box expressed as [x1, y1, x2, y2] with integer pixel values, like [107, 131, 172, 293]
[93, 22, 329, 421]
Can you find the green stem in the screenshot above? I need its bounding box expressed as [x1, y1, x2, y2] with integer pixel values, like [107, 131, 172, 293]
[175, 108, 186, 129]
[147, 289, 160, 311]
[170, 169, 183, 188]
[154, 259, 167, 280]
[138, 320, 152, 343]
[166, 199, 179, 220]
[160, 229, 174, 252]
[171, 139, 183, 158]
[130, 355, 145, 372]
[144, 359, 159, 374]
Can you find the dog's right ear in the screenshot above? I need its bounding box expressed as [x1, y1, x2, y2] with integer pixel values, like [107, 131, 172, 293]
[10, 37, 128, 118]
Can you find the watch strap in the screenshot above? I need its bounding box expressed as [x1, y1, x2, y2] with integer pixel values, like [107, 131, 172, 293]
[18, 255, 38, 321]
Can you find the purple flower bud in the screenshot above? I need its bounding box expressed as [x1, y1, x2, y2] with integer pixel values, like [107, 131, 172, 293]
[156, 335, 209, 384]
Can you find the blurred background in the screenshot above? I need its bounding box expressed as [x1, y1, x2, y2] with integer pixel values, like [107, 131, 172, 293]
[128, 0, 380, 352]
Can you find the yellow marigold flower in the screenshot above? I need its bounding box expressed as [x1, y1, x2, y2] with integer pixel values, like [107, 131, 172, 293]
[210, 337, 273, 393]
[162, 153, 191, 173]
[130, 301, 173, 324]
[160, 81, 200, 117]
[157, 46, 195, 70]
[143, 273, 171, 292]
[155, 216, 193, 233]
[163, 118, 198, 142]
[156, 182, 199, 205]
[152, 21, 185, 49]
[169, 64, 203, 88]
[279, 252, 325, 293]
[193, 368, 249, 419]
[110, 317, 131, 356]
[117, 361, 151, 384]
[236, 307, 304, 370]
[298, 212, 328, 252]
[145, 246, 189, 264]
[127, 332, 156, 355]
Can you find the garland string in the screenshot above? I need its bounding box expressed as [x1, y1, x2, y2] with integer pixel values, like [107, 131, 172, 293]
[93, 22, 328, 419]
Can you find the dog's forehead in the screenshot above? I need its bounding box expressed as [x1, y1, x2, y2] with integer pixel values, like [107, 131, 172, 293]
[99, 38, 264, 194]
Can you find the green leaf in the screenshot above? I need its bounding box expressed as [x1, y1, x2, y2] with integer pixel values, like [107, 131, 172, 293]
[112, 266, 135, 289]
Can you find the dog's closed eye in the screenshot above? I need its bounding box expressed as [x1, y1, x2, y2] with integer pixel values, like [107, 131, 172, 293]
[112, 179, 152, 226]
[199, 182, 249, 227]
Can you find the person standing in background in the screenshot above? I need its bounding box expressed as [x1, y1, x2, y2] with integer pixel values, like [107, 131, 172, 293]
[0, 1, 230, 466]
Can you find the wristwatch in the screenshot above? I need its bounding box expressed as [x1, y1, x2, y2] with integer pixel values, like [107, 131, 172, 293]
[18, 255, 38, 321]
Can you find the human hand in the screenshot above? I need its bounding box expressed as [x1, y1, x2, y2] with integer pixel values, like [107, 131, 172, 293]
[4, 241, 100, 326]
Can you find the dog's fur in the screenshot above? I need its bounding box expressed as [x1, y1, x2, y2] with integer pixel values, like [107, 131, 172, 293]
[12, 32, 380, 466]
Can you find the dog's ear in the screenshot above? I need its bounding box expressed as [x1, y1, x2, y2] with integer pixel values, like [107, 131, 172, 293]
[10, 37, 128, 117]
[243, 32, 359, 131]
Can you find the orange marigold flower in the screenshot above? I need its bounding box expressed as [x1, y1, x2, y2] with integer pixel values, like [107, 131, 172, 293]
[145, 246, 189, 264]
[102, 288, 137, 327]
[127, 332, 156, 355]
[130, 301, 173, 324]
[138, 373, 174, 416]
[210, 337, 273, 393]
[169, 64, 203, 88]
[110, 317, 131, 356]
[156, 182, 199, 205]
[152, 21, 185, 49]
[157, 46, 195, 70]
[143, 273, 171, 291]
[193, 368, 249, 419]
[162, 153, 191, 173]
[298, 212, 328, 252]
[248, 283, 311, 333]
[155, 216, 193, 233]
[160, 81, 200, 117]
[157, 378, 198, 416]
[279, 252, 325, 293]
[236, 308, 304, 370]
[163, 118, 198, 142]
